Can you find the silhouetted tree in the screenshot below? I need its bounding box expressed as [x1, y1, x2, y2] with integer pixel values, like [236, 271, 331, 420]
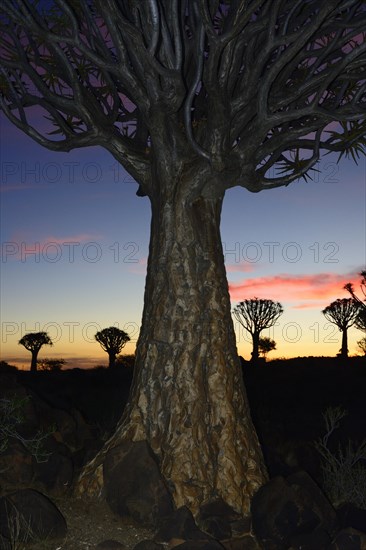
[18, 332, 53, 372]
[38, 358, 66, 372]
[95, 327, 130, 368]
[322, 299, 361, 358]
[115, 354, 136, 369]
[1, 1, 366, 515]
[345, 271, 366, 332]
[258, 337, 277, 360]
[357, 337, 366, 355]
[233, 299, 283, 363]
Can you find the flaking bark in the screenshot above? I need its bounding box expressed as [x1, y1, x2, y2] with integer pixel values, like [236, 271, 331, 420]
[77, 165, 267, 515]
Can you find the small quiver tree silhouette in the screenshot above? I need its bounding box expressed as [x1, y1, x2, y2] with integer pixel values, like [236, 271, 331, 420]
[233, 298, 283, 363]
[322, 299, 361, 358]
[258, 337, 277, 361]
[95, 327, 131, 368]
[345, 271, 366, 332]
[38, 358, 66, 372]
[18, 332, 53, 372]
[357, 337, 366, 356]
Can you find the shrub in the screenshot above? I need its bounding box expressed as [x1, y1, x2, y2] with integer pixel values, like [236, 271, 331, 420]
[0, 395, 54, 463]
[314, 406, 366, 509]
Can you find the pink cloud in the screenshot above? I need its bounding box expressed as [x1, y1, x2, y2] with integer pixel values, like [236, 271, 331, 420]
[0, 184, 43, 193]
[1, 232, 103, 261]
[127, 257, 147, 275]
[226, 261, 255, 273]
[229, 269, 362, 308]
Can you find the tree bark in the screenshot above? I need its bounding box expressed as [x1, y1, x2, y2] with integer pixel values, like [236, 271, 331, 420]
[77, 165, 267, 516]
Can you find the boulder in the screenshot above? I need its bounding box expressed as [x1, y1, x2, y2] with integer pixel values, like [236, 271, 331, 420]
[133, 541, 165, 550]
[287, 470, 338, 533]
[328, 527, 366, 549]
[197, 498, 245, 540]
[173, 541, 224, 549]
[32, 437, 74, 495]
[0, 489, 67, 544]
[337, 503, 366, 532]
[0, 439, 34, 489]
[251, 471, 338, 549]
[95, 540, 128, 549]
[103, 440, 174, 527]
[288, 527, 331, 549]
[156, 506, 209, 542]
[220, 535, 262, 550]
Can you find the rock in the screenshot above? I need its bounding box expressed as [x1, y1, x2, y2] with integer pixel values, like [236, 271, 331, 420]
[287, 470, 338, 534]
[95, 540, 128, 549]
[197, 498, 245, 540]
[173, 541, 224, 549]
[288, 527, 331, 549]
[199, 516, 232, 541]
[32, 437, 74, 495]
[220, 535, 262, 549]
[156, 506, 208, 542]
[251, 472, 338, 549]
[328, 527, 366, 549]
[133, 541, 165, 550]
[199, 499, 241, 522]
[0, 439, 34, 488]
[0, 489, 67, 543]
[103, 440, 174, 527]
[337, 503, 366, 532]
[229, 517, 252, 537]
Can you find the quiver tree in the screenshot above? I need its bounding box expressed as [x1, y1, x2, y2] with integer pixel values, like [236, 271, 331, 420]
[18, 332, 53, 372]
[322, 298, 361, 358]
[345, 271, 366, 332]
[233, 299, 283, 362]
[1, 1, 366, 517]
[95, 327, 131, 368]
[258, 337, 277, 361]
[357, 336, 366, 355]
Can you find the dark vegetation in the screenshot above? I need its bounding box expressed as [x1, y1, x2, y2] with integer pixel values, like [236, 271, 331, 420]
[2, 356, 365, 485]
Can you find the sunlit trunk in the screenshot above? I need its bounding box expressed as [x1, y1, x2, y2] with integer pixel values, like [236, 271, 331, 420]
[77, 167, 267, 516]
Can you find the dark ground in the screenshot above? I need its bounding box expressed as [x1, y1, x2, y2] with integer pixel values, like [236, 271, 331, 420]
[1, 356, 365, 548]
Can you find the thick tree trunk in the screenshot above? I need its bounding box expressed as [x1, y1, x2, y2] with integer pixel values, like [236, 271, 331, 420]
[251, 332, 260, 363]
[30, 350, 38, 372]
[340, 328, 348, 358]
[77, 167, 267, 516]
[108, 352, 116, 369]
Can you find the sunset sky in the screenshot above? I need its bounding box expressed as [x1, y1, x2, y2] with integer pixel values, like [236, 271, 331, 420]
[1, 113, 365, 368]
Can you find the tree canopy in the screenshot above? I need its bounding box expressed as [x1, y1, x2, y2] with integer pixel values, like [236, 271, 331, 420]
[95, 326, 131, 368]
[18, 332, 53, 371]
[322, 298, 361, 357]
[345, 270, 366, 332]
[1, 1, 366, 198]
[233, 298, 283, 362]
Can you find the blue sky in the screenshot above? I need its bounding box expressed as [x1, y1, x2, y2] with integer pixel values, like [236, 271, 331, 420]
[1, 114, 365, 368]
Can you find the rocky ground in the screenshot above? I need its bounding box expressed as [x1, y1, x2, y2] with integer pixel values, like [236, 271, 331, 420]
[26, 496, 154, 550]
[1, 356, 365, 549]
